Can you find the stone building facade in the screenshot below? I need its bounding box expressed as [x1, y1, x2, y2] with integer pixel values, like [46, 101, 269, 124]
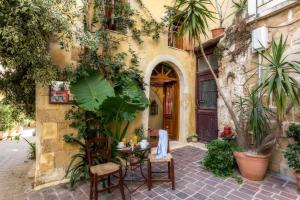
[34, 0, 300, 188]
[216, 1, 300, 181]
[34, 0, 199, 187]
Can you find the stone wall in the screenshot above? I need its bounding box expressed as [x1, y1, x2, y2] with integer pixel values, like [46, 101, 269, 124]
[217, 4, 300, 181]
[34, 42, 80, 186]
[34, 2, 196, 187]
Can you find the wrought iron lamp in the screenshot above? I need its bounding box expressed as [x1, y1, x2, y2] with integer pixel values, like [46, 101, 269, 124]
[150, 100, 158, 115]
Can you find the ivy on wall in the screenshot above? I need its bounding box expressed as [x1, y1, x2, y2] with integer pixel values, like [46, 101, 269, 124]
[0, 0, 77, 118]
[0, 0, 163, 118]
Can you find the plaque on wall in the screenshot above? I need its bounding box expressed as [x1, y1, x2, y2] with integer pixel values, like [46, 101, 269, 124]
[49, 81, 73, 104]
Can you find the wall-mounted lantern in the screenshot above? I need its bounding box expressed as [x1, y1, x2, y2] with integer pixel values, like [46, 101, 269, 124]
[150, 100, 158, 115]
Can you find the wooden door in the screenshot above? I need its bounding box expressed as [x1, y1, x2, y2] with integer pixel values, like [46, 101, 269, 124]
[163, 82, 178, 140]
[196, 70, 218, 142]
[196, 53, 218, 142]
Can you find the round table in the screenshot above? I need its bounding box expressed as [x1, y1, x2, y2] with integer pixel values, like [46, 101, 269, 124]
[117, 145, 151, 194]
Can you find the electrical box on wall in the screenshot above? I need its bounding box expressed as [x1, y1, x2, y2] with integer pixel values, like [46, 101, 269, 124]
[251, 26, 269, 52]
[248, 0, 257, 16]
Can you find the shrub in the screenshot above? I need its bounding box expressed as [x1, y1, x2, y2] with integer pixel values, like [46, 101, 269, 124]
[284, 124, 300, 170]
[0, 103, 15, 131]
[284, 143, 300, 170]
[286, 123, 300, 142]
[202, 139, 238, 177]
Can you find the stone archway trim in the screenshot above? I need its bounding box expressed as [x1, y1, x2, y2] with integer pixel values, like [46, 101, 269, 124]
[143, 54, 189, 142]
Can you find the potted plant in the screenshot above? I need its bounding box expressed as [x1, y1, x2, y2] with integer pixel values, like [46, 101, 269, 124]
[187, 134, 198, 143]
[233, 89, 273, 181]
[233, 35, 300, 181]
[284, 124, 300, 191]
[171, 0, 300, 182]
[211, 0, 228, 38]
[232, 0, 248, 22]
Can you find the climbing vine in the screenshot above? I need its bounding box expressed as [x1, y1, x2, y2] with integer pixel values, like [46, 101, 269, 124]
[0, 0, 163, 118]
[0, 0, 77, 118]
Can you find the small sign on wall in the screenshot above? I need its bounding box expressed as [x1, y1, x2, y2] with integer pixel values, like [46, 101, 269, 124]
[49, 81, 73, 104]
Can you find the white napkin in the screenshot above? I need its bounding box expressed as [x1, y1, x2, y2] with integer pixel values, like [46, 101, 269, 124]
[156, 129, 168, 159]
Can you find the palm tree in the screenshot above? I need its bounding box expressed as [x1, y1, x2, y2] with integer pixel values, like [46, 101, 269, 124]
[171, 0, 245, 146]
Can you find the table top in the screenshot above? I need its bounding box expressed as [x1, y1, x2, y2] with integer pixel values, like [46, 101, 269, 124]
[116, 144, 151, 154]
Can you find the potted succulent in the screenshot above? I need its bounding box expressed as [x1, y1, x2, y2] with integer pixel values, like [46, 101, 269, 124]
[233, 89, 273, 181]
[170, 0, 300, 182]
[284, 124, 300, 191]
[233, 35, 300, 181]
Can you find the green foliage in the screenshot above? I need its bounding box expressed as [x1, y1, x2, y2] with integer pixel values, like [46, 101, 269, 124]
[135, 125, 146, 140]
[232, 0, 247, 17]
[213, 44, 225, 61]
[258, 35, 300, 120]
[236, 90, 273, 149]
[63, 135, 89, 189]
[202, 140, 239, 177]
[172, 0, 215, 43]
[284, 143, 300, 170]
[62, 0, 161, 189]
[0, 0, 76, 117]
[286, 123, 300, 142]
[22, 137, 36, 160]
[70, 73, 115, 112]
[0, 102, 27, 131]
[0, 102, 15, 131]
[284, 124, 300, 170]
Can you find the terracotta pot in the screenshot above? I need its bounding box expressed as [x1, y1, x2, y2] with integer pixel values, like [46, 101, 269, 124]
[295, 170, 300, 192]
[211, 27, 225, 38]
[233, 151, 270, 181]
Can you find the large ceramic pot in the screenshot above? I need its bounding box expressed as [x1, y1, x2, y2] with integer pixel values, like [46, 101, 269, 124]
[233, 151, 271, 181]
[295, 170, 300, 192]
[211, 27, 225, 38]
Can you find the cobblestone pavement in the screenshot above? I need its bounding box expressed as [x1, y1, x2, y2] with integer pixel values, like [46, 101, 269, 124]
[14, 146, 300, 200]
[0, 129, 35, 200]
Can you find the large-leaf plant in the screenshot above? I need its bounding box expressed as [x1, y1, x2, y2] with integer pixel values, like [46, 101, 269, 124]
[64, 72, 148, 189]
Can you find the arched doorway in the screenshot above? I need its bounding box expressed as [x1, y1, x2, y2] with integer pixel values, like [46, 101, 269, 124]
[148, 63, 179, 140]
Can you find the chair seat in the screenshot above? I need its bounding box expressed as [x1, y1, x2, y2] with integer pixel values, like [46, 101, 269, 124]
[90, 162, 120, 176]
[148, 153, 173, 163]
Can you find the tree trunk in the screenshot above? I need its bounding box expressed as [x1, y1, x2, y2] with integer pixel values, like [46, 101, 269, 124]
[198, 43, 244, 145]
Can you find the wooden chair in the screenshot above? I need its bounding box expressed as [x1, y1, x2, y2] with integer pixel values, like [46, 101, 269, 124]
[85, 136, 125, 200]
[147, 129, 175, 190]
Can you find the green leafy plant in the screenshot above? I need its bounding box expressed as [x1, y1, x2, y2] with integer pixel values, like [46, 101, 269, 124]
[286, 123, 300, 142]
[0, 102, 15, 131]
[70, 73, 115, 112]
[284, 124, 300, 170]
[65, 73, 148, 188]
[100, 79, 149, 142]
[135, 125, 146, 140]
[0, 0, 76, 118]
[235, 89, 273, 150]
[284, 144, 300, 170]
[202, 140, 239, 177]
[232, 0, 247, 17]
[257, 35, 300, 153]
[170, 0, 246, 148]
[64, 135, 89, 189]
[213, 44, 225, 61]
[22, 137, 36, 160]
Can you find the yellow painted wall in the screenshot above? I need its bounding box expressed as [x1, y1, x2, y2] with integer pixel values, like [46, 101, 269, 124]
[35, 0, 198, 186]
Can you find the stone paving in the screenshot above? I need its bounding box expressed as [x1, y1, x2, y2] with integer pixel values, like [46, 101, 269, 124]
[0, 129, 35, 200]
[13, 146, 300, 200]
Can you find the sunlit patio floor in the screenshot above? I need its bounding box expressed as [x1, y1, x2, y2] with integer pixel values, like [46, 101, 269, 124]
[13, 146, 300, 200]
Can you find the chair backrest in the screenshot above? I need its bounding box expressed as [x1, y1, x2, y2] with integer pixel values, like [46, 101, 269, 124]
[85, 136, 111, 167]
[147, 129, 170, 153]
